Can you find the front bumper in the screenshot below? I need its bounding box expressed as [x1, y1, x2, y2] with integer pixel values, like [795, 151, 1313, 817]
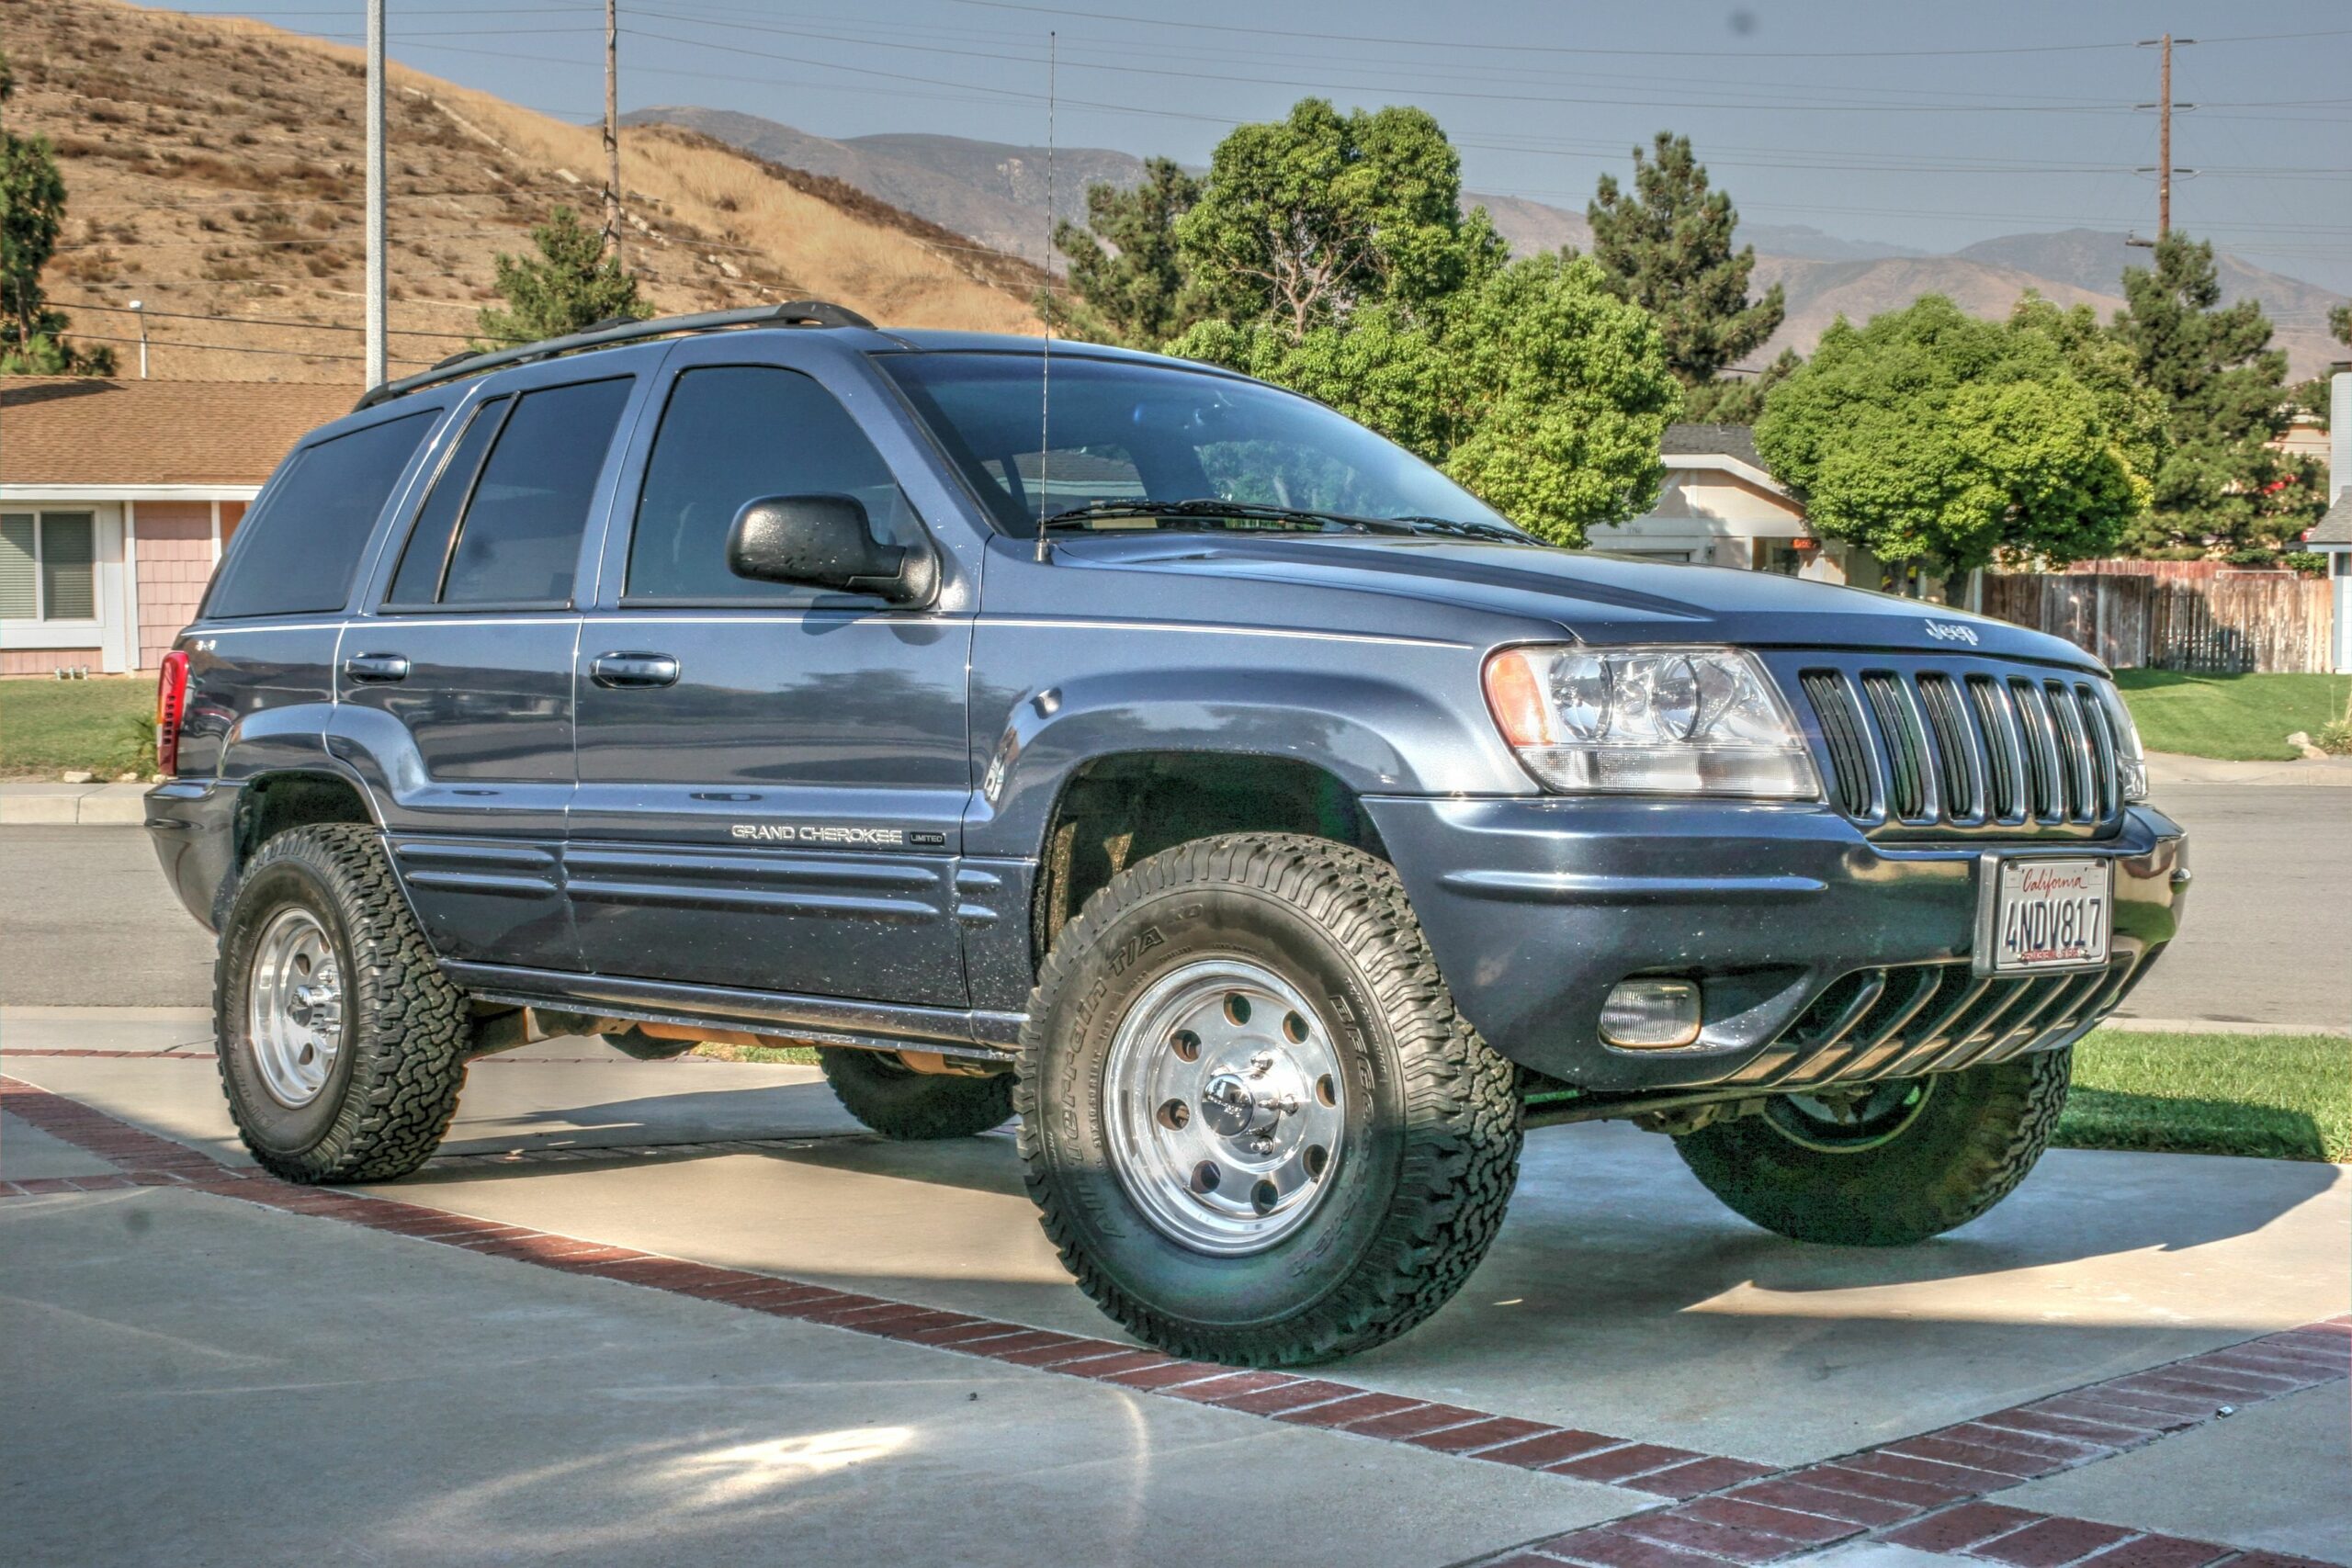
[1363, 795, 2187, 1094]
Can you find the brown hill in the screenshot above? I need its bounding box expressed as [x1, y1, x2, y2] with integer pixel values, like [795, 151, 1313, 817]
[6, 0, 1041, 384]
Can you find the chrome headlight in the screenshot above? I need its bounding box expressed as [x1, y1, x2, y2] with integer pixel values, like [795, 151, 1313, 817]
[2098, 682, 2150, 803]
[1483, 645, 1821, 798]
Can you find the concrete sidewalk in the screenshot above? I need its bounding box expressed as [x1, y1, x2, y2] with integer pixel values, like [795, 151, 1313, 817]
[4, 1013, 2345, 1567]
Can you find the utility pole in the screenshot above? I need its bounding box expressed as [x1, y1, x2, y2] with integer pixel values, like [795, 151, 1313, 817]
[603, 0, 621, 262]
[365, 0, 387, 389]
[2129, 36, 2195, 249]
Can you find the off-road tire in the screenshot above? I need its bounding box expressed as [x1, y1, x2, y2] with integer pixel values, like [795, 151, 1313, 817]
[1674, 1049, 2072, 1247]
[1016, 832, 1521, 1366]
[819, 1048, 1014, 1139]
[214, 824, 470, 1183]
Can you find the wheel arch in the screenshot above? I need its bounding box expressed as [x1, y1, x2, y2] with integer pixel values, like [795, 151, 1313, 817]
[1027, 749, 1387, 965]
[216, 769, 384, 927]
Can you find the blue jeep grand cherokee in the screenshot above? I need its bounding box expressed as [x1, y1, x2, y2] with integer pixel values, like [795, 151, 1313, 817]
[147, 302, 2188, 1365]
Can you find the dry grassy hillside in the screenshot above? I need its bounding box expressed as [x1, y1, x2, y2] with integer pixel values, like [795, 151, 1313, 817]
[3, 0, 1039, 384]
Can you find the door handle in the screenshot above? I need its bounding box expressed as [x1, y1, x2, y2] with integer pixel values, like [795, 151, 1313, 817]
[590, 652, 681, 689]
[343, 653, 410, 683]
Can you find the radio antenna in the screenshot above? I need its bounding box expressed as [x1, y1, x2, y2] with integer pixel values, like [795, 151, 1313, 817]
[1035, 29, 1057, 564]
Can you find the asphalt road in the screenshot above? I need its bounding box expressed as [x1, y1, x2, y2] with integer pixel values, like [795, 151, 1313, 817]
[2, 781, 2344, 1026]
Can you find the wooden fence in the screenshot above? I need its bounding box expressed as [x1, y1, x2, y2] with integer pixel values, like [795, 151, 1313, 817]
[1982, 572, 2335, 672]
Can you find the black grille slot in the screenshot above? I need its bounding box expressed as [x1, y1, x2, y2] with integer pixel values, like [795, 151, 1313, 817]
[2010, 678, 2063, 819]
[2075, 683, 2120, 818]
[1860, 673, 1928, 819]
[1803, 671, 1874, 818]
[1967, 676, 2021, 819]
[1917, 674, 1977, 819]
[2045, 681, 2094, 821]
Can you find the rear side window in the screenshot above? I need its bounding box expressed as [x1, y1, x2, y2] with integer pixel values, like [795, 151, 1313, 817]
[437, 378, 631, 605]
[626, 366, 922, 602]
[206, 411, 435, 618]
[386, 395, 510, 605]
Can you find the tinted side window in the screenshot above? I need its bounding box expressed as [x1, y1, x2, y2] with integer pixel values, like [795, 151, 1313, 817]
[207, 411, 435, 617]
[438, 378, 631, 605]
[627, 366, 922, 602]
[386, 395, 510, 605]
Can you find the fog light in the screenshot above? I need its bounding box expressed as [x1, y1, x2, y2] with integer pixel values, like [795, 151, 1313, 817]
[1600, 979, 1702, 1049]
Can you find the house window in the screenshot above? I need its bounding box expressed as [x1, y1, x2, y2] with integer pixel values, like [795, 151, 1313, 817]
[0, 512, 98, 622]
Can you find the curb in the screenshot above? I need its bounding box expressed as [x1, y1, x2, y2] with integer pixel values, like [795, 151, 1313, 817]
[0, 783, 151, 826]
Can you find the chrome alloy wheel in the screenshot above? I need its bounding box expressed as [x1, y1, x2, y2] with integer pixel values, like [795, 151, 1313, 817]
[1102, 958, 1346, 1257]
[245, 907, 345, 1109]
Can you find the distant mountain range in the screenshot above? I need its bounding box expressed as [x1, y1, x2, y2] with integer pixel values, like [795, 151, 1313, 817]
[628, 107, 2348, 380]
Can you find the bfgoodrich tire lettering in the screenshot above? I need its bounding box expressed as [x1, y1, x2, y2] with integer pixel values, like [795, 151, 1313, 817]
[1017, 832, 1521, 1366]
[1674, 1049, 2072, 1247]
[214, 824, 471, 1183]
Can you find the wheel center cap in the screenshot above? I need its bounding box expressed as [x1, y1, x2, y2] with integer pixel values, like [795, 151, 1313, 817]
[1199, 1073, 1261, 1137]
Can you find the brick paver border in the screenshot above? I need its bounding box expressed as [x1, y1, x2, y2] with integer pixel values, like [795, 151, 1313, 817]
[4, 1072, 2345, 1568]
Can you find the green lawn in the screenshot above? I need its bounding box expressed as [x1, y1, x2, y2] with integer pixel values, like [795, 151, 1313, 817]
[2056, 1027, 2350, 1162]
[0, 676, 155, 779]
[2113, 670, 2352, 762]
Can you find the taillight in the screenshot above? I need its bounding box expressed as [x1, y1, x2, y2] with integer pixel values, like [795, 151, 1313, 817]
[155, 650, 190, 775]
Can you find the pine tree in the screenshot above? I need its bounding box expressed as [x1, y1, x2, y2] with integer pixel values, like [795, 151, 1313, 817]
[473, 206, 650, 348]
[2111, 232, 2313, 552]
[1051, 158, 1203, 349]
[1587, 132, 1782, 400]
[0, 49, 115, 376]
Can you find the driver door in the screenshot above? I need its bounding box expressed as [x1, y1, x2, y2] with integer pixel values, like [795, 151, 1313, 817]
[565, 346, 974, 1006]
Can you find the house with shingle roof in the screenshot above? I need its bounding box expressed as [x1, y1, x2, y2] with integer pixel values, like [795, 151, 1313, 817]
[1588, 423, 1879, 587]
[1, 377, 353, 673]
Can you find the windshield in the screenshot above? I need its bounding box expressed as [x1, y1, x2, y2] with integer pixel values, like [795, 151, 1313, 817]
[876, 351, 1513, 539]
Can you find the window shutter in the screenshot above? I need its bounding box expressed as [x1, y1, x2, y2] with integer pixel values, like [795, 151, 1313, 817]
[0, 515, 35, 619]
[40, 513, 97, 621]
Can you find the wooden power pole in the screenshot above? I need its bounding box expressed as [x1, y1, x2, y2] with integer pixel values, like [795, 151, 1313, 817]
[603, 0, 621, 262]
[2130, 35, 2194, 248]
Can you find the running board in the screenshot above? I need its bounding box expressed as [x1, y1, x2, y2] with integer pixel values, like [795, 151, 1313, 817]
[442, 961, 1023, 1066]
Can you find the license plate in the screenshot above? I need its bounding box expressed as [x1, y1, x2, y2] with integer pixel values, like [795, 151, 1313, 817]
[1977, 857, 2113, 975]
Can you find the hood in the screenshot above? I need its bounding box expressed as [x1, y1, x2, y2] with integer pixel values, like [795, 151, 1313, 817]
[1045, 532, 2100, 669]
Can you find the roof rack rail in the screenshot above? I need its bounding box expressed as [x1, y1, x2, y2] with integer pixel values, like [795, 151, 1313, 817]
[352, 299, 878, 412]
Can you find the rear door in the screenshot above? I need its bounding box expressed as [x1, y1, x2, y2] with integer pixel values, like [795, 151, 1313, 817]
[333, 367, 649, 971]
[567, 341, 973, 1005]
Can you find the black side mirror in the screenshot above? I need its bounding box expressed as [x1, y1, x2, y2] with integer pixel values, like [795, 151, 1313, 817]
[726, 493, 938, 606]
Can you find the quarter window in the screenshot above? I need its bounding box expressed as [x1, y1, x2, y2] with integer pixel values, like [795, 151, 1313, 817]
[627, 366, 922, 602]
[205, 410, 436, 618]
[0, 512, 96, 622]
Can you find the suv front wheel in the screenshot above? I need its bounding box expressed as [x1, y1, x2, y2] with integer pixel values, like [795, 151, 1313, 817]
[1017, 833, 1521, 1366]
[215, 824, 472, 1182]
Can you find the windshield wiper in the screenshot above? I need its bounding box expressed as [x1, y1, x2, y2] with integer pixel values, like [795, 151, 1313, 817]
[1386, 514, 1535, 544]
[1037, 498, 1411, 534]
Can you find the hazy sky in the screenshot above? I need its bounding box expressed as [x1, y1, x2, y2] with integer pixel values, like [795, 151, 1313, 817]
[161, 0, 2352, 290]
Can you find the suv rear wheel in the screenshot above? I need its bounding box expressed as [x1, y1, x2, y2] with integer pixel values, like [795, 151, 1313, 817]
[215, 824, 471, 1182]
[1018, 833, 1521, 1366]
[1673, 1049, 2071, 1247]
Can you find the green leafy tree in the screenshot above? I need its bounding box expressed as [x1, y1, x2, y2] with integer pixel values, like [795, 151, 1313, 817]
[0, 50, 114, 376]
[473, 206, 649, 347]
[2110, 232, 2312, 551]
[1679, 347, 1801, 424]
[1051, 158, 1202, 348]
[2007, 295, 2169, 519]
[1179, 254, 1679, 546]
[1172, 98, 1503, 341]
[1588, 131, 1783, 409]
[1755, 296, 2147, 593]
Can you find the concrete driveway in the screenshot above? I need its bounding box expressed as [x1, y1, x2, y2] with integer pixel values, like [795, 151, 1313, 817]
[4, 1009, 2346, 1568]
